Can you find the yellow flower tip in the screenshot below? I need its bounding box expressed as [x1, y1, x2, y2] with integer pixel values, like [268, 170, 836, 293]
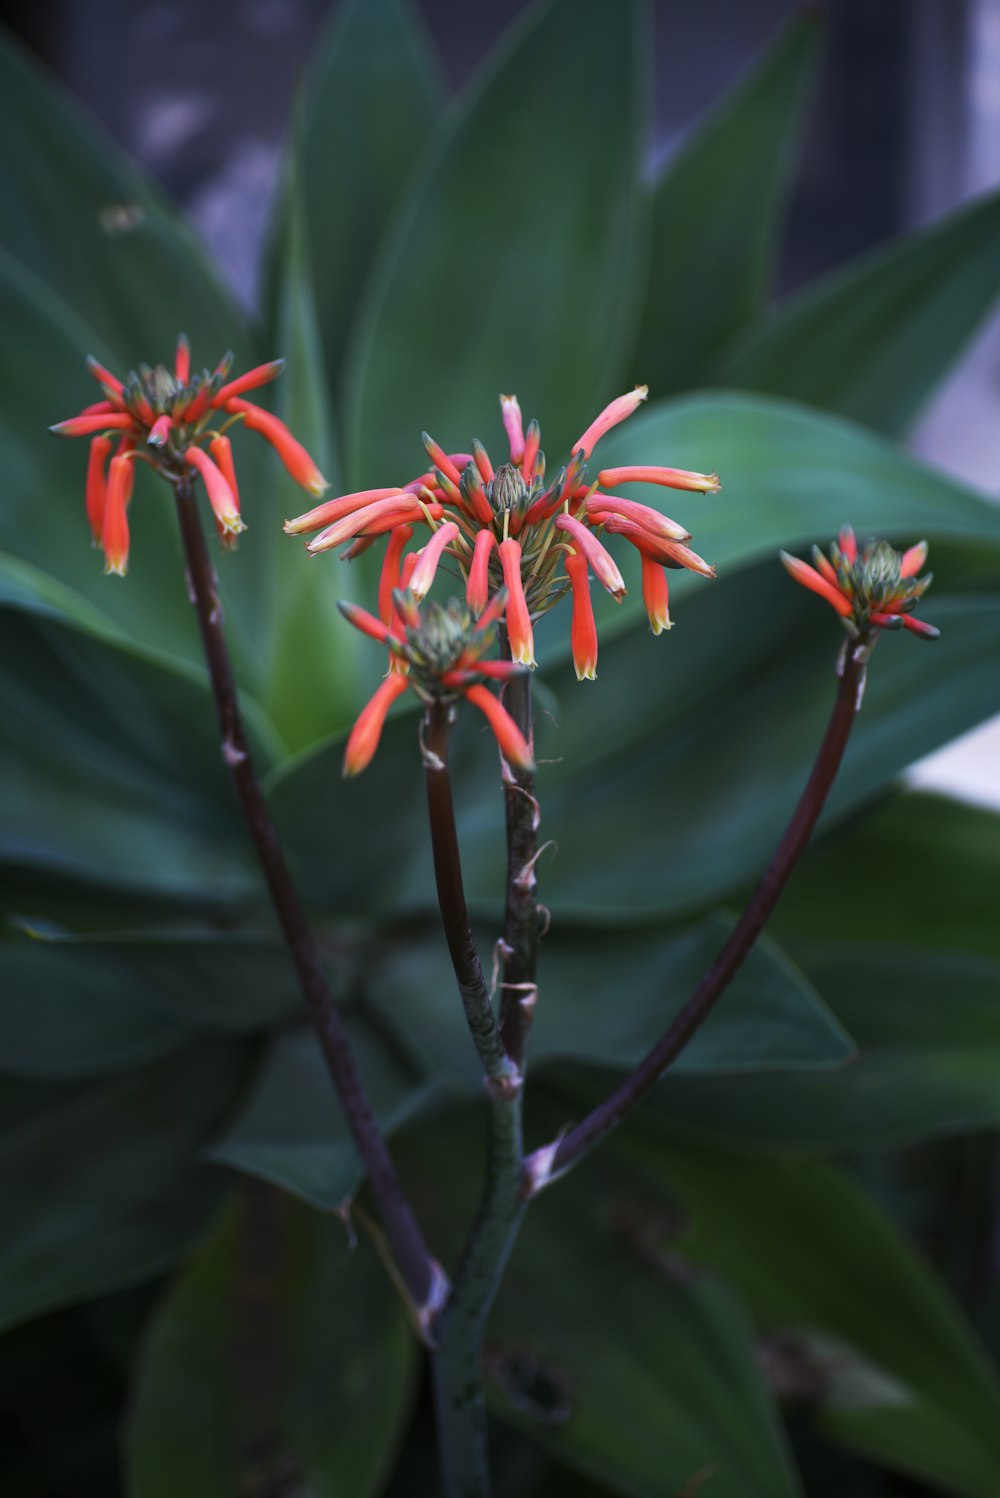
[704, 472, 722, 493]
[103, 558, 128, 579]
[307, 470, 331, 498]
[575, 663, 597, 682]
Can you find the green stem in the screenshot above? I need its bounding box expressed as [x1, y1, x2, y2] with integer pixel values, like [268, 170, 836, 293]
[421, 698, 526, 1497]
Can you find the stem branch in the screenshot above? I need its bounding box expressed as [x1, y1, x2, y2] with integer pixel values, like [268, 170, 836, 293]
[498, 633, 540, 1068]
[422, 697, 525, 1497]
[526, 643, 867, 1190]
[174, 478, 439, 1321]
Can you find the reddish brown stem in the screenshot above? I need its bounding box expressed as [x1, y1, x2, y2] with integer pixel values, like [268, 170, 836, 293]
[497, 631, 540, 1068]
[525, 643, 866, 1191]
[174, 477, 439, 1321]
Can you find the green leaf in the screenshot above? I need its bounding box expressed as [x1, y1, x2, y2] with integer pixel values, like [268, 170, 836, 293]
[0, 607, 258, 896]
[260, 177, 369, 752]
[209, 1021, 441, 1211]
[0, 935, 194, 1079]
[269, 0, 444, 400]
[346, 0, 648, 482]
[608, 1126, 1000, 1498]
[0, 24, 251, 373]
[396, 1105, 800, 1498]
[651, 947, 1000, 1152]
[0, 1039, 248, 1333]
[0, 928, 306, 1082]
[770, 790, 1000, 963]
[718, 188, 1000, 436]
[367, 915, 852, 1092]
[634, 11, 822, 391]
[126, 1186, 417, 1498]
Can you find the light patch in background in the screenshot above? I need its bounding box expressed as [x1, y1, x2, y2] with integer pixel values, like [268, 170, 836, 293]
[907, 0, 1000, 811]
[189, 140, 284, 312]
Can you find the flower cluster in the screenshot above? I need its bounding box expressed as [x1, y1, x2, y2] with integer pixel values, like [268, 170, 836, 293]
[51, 337, 327, 575]
[338, 589, 532, 778]
[782, 527, 939, 641]
[285, 387, 718, 680]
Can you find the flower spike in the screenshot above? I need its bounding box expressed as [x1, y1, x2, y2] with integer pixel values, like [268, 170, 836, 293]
[783, 532, 939, 642]
[338, 592, 533, 775]
[55, 340, 325, 570]
[288, 383, 716, 678]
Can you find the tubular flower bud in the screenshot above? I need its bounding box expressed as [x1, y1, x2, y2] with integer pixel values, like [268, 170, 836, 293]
[421, 432, 462, 487]
[641, 555, 671, 635]
[564, 551, 598, 680]
[464, 685, 533, 770]
[343, 672, 410, 777]
[185, 447, 244, 537]
[596, 464, 720, 494]
[586, 494, 691, 542]
[554, 514, 626, 600]
[54, 338, 325, 571]
[226, 399, 328, 496]
[338, 592, 533, 775]
[599, 515, 716, 577]
[147, 414, 173, 448]
[409, 521, 461, 601]
[214, 360, 285, 405]
[572, 386, 648, 459]
[472, 439, 494, 483]
[520, 419, 541, 482]
[85, 435, 113, 544]
[500, 395, 525, 462]
[284, 488, 405, 537]
[208, 435, 243, 548]
[782, 531, 939, 642]
[288, 385, 715, 677]
[378, 524, 414, 624]
[467, 528, 497, 615]
[102, 454, 133, 576]
[498, 538, 535, 667]
[307, 497, 442, 555]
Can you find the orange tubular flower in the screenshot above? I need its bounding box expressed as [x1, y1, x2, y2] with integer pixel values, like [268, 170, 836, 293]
[51, 336, 327, 574]
[781, 527, 939, 642]
[338, 593, 533, 777]
[564, 550, 598, 681]
[284, 387, 718, 676]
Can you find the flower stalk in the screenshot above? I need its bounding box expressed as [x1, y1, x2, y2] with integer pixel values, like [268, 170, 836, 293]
[523, 639, 868, 1193]
[498, 633, 541, 1070]
[173, 476, 441, 1326]
[421, 700, 526, 1497]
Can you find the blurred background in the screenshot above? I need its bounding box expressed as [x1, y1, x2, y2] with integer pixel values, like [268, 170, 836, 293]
[5, 0, 996, 804]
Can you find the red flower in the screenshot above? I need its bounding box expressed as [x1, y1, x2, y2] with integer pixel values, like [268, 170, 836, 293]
[338, 592, 533, 777]
[51, 337, 327, 575]
[781, 527, 939, 640]
[285, 388, 718, 675]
